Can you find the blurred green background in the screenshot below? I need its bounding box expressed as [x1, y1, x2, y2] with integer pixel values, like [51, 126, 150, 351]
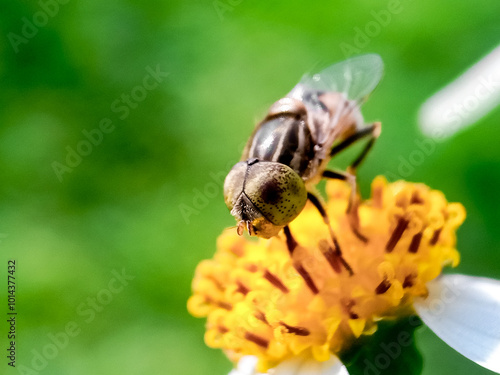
[1, 0, 499, 374]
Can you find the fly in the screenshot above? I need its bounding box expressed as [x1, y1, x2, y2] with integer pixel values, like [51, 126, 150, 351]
[223, 54, 383, 245]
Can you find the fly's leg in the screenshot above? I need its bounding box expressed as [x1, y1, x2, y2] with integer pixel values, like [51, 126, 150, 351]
[307, 192, 339, 242]
[343, 123, 381, 213]
[328, 122, 381, 202]
[283, 223, 352, 295]
[306, 193, 353, 275]
[325, 122, 381, 240]
[322, 169, 367, 242]
[283, 226, 320, 294]
[322, 169, 357, 213]
[329, 122, 381, 162]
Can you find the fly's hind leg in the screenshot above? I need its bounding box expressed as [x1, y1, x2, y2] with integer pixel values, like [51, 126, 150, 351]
[324, 122, 381, 241]
[306, 192, 353, 275]
[348, 122, 381, 173]
[322, 169, 358, 214]
[329, 122, 381, 163]
[321, 170, 367, 242]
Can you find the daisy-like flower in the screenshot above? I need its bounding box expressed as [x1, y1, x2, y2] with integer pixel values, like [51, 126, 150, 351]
[188, 177, 500, 374]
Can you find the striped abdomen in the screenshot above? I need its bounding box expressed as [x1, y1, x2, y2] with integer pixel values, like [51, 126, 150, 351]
[246, 115, 315, 177]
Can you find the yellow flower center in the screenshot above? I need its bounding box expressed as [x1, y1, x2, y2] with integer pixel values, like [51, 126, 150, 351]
[187, 176, 466, 372]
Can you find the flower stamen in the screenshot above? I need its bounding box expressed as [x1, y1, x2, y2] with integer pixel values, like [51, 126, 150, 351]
[429, 227, 442, 245]
[244, 331, 269, 349]
[280, 322, 311, 336]
[218, 325, 229, 333]
[386, 217, 410, 252]
[403, 274, 416, 288]
[343, 299, 359, 319]
[208, 276, 224, 291]
[216, 301, 233, 311]
[408, 231, 423, 253]
[375, 278, 392, 294]
[255, 311, 269, 325]
[263, 269, 289, 294]
[236, 281, 250, 295]
[294, 262, 319, 294]
[205, 295, 233, 310]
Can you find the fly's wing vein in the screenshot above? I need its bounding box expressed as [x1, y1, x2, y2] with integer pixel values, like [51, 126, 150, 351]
[288, 54, 384, 152]
[299, 54, 384, 103]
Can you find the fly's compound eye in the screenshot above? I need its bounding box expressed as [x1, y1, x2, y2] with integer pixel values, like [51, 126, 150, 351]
[223, 161, 247, 213]
[224, 160, 307, 238]
[244, 162, 307, 227]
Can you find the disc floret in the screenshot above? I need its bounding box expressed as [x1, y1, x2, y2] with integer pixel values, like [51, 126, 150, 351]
[188, 177, 465, 372]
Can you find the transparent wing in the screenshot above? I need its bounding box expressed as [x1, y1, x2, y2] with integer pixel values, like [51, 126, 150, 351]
[297, 54, 384, 104]
[287, 54, 383, 153]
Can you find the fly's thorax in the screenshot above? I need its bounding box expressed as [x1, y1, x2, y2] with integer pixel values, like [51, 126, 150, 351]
[267, 97, 307, 117]
[240, 97, 307, 163]
[223, 159, 308, 238]
[244, 109, 316, 179]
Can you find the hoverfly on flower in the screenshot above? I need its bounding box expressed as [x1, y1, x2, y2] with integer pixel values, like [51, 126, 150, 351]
[224, 54, 383, 240]
[189, 54, 500, 375]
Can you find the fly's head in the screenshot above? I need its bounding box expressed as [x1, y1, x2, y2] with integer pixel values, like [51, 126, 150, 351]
[223, 159, 308, 239]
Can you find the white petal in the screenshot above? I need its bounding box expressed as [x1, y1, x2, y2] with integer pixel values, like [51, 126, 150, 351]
[272, 356, 304, 375]
[273, 355, 349, 375]
[228, 355, 349, 375]
[318, 356, 350, 375]
[228, 356, 264, 375]
[414, 274, 500, 373]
